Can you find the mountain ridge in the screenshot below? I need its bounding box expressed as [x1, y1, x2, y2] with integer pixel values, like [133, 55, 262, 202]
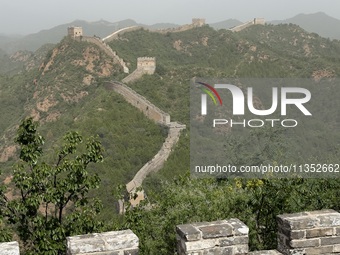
[2, 12, 340, 54]
[270, 12, 340, 40]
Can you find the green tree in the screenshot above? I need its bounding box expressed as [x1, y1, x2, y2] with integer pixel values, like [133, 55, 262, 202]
[4, 118, 104, 254]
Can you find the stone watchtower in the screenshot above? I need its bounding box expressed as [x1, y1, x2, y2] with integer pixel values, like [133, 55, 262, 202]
[137, 57, 156, 74]
[254, 18, 265, 25]
[192, 18, 206, 27]
[68, 26, 83, 38]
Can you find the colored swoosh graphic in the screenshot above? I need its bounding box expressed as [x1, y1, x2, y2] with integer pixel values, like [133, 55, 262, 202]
[196, 82, 223, 105]
[201, 88, 217, 105]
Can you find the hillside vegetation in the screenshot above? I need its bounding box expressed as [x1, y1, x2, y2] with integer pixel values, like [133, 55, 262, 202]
[0, 23, 340, 254]
[0, 36, 167, 218]
[108, 24, 340, 182]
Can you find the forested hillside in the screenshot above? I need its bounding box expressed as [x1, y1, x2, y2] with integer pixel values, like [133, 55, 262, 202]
[0, 23, 339, 254]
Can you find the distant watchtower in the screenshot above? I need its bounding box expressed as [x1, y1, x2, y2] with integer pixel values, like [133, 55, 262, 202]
[68, 27, 83, 38]
[192, 18, 206, 27]
[254, 18, 265, 25]
[137, 57, 156, 74]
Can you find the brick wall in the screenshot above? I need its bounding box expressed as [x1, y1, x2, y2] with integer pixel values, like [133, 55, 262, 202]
[108, 81, 170, 125]
[2, 210, 340, 254]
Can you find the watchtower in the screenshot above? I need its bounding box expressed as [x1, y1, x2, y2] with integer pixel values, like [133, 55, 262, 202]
[254, 18, 265, 25]
[137, 57, 156, 74]
[192, 18, 206, 27]
[68, 27, 83, 38]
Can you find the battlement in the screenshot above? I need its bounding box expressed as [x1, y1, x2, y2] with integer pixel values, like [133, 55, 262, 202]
[3, 210, 340, 254]
[137, 57, 156, 74]
[192, 18, 206, 27]
[68, 26, 83, 38]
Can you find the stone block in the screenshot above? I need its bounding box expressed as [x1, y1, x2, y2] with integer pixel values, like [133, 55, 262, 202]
[66, 230, 139, 255]
[320, 236, 340, 245]
[177, 219, 248, 255]
[248, 250, 284, 255]
[227, 218, 249, 236]
[318, 214, 340, 227]
[199, 224, 233, 239]
[290, 238, 320, 248]
[277, 210, 340, 230]
[277, 233, 290, 247]
[177, 224, 201, 241]
[304, 245, 334, 255]
[279, 228, 305, 240]
[308, 209, 337, 215]
[184, 239, 218, 252]
[124, 248, 139, 255]
[306, 228, 333, 238]
[219, 236, 249, 246]
[333, 244, 340, 252]
[0, 241, 20, 255]
[233, 244, 249, 254]
[202, 247, 233, 255]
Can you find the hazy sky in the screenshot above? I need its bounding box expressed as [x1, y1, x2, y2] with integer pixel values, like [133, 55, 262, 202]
[1, 0, 340, 35]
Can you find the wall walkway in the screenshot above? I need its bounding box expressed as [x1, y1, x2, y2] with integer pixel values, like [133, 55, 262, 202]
[106, 81, 185, 211]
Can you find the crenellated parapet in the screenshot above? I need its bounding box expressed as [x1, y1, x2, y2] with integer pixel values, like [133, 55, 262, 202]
[2, 210, 340, 254]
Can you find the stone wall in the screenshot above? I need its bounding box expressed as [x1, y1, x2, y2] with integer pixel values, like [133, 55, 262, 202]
[155, 18, 205, 34]
[177, 209, 340, 255]
[2, 210, 340, 254]
[122, 69, 145, 84]
[177, 218, 249, 255]
[107, 81, 185, 212]
[101, 18, 205, 42]
[107, 81, 170, 125]
[0, 241, 20, 255]
[126, 121, 186, 208]
[66, 230, 139, 255]
[277, 209, 340, 255]
[102, 26, 142, 42]
[230, 18, 265, 32]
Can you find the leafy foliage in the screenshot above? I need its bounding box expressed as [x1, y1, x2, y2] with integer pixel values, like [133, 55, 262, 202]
[3, 118, 104, 254]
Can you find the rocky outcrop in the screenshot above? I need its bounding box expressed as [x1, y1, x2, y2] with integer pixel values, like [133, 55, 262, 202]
[81, 36, 129, 73]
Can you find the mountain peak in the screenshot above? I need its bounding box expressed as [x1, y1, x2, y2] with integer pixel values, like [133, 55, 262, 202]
[270, 12, 340, 39]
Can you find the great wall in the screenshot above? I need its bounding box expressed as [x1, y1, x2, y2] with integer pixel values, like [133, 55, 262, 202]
[69, 25, 186, 211]
[68, 27, 130, 73]
[122, 57, 156, 83]
[0, 19, 270, 254]
[230, 18, 265, 32]
[3, 209, 340, 254]
[106, 80, 185, 211]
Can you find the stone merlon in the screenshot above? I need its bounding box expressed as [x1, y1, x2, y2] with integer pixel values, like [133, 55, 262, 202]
[66, 230, 139, 255]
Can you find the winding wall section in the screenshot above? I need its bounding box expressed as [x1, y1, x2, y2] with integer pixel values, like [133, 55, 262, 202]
[102, 26, 142, 42]
[106, 81, 185, 211]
